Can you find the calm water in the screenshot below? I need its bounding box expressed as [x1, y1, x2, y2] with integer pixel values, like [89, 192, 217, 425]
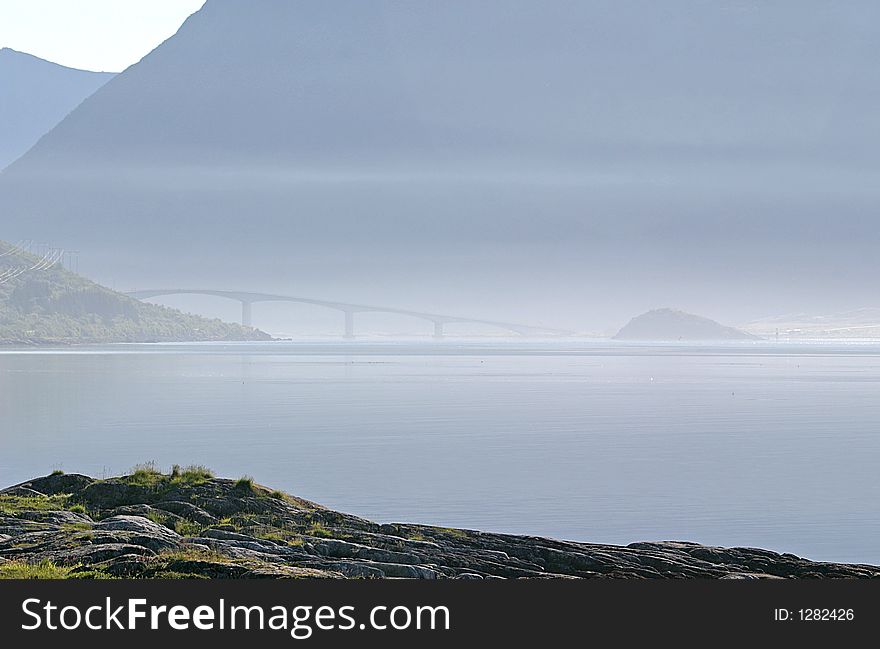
[1, 340, 879, 564]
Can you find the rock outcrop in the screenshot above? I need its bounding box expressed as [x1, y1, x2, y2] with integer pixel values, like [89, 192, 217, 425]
[2, 471, 876, 579]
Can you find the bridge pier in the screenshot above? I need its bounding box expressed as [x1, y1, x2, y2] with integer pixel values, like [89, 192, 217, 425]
[241, 301, 253, 328]
[433, 321, 444, 339]
[343, 311, 355, 339]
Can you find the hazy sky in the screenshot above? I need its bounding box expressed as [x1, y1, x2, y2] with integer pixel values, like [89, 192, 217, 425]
[0, 0, 204, 72]
[2, 0, 878, 332]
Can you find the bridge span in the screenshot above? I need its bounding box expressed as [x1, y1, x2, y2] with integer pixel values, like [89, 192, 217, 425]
[126, 289, 571, 339]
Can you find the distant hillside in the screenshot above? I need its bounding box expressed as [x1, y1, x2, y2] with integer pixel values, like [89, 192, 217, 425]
[0, 48, 113, 170]
[744, 307, 880, 340]
[0, 240, 269, 345]
[614, 308, 760, 341]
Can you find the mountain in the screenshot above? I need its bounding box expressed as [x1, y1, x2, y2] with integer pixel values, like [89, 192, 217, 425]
[0, 48, 114, 170]
[614, 308, 760, 341]
[0, 239, 268, 344]
[1, 1, 878, 329]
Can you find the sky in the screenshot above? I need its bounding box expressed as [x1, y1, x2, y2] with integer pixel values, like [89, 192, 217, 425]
[0, 0, 204, 72]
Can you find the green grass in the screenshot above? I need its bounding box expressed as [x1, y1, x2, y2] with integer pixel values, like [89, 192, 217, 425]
[252, 527, 305, 546]
[145, 510, 170, 526]
[124, 463, 216, 489]
[0, 493, 70, 515]
[149, 570, 210, 579]
[269, 490, 286, 500]
[61, 522, 93, 532]
[233, 476, 255, 494]
[0, 560, 112, 580]
[155, 548, 234, 565]
[306, 521, 333, 538]
[170, 464, 215, 485]
[139, 549, 232, 578]
[218, 513, 259, 530]
[435, 527, 469, 539]
[0, 560, 73, 579]
[126, 462, 165, 487]
[143, 509, 204, 537]
[174, 519, 203, 537]
[50, 469, 65, 476]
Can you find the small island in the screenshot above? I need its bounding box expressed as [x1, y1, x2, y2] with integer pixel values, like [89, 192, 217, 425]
[614, 308, 760, 341]
[2, 467, 876, 579]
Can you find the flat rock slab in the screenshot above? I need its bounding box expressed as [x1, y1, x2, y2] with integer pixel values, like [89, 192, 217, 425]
[34, 543, 156, 566]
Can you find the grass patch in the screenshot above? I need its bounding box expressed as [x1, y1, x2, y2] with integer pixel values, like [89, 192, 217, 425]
[68, 503, 88, 515]
[170, 464, 215, 486]
[126, 462, 166, 487]
[50, 469, 64, 476]
[253, 529, 285, 542]
[252, 527, 305, 546]
[269, 490, 286, 500]
[233, 476, 255, 494]
[0, 561, 113, 579]
[174, 519, 203, 537]
[150, 570, 210, 580]
[145, 510, 172, 527]
[0, 560, 73, 579]
[436, 527, 469, 540]
[306, 522, 333, 538]
[155, 548, 234, 565]
[123, 462, 216, 490]
[61, 522, 93, 532]
[67, 567, 115, 580]
[0, 493, 70, 515]
[0, 560, 111, 580]
[216, 513, 259, 531]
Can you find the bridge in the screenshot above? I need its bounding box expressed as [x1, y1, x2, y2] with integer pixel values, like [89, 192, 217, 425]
[126, 289, 571, 339]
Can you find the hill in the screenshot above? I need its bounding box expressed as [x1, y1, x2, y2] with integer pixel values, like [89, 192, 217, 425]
[1, 1, 878, 325]
[0, 48, 113, 170]
[0, 240, 269, 345]
[2, 467, 876, 579]
[614, 308, 760, 341]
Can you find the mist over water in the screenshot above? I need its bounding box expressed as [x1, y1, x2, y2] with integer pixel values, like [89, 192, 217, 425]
[2, 340, 878, 564]
[3, 0, 880, 330]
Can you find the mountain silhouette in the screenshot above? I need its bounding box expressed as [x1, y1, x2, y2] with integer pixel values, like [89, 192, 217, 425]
[1, 1, 878, 328]
[0, 48, 113, 170]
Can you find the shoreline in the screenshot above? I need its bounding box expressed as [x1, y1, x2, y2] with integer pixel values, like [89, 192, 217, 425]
[3, 470, 878, 580]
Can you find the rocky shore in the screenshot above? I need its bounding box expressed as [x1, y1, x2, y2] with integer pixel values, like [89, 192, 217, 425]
[2, 469, 877, 579]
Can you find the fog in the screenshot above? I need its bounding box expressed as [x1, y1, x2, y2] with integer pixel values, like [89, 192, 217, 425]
[1, 0, 878, 334]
